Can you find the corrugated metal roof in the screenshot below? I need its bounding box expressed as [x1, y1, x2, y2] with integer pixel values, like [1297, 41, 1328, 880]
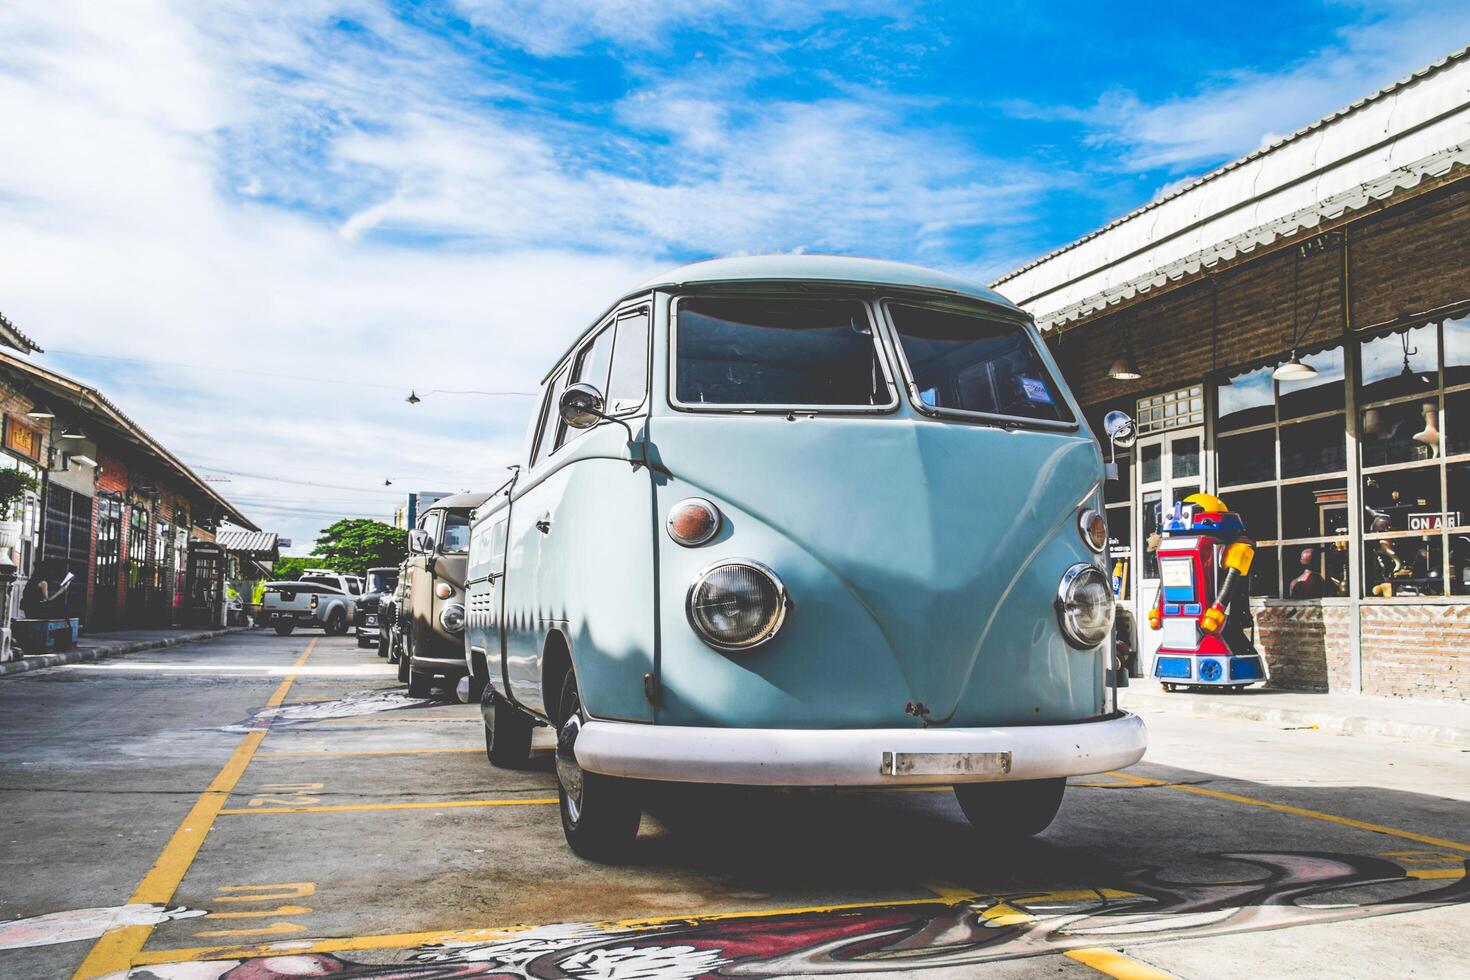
[1035, 143, 1470, 330]
[993, 44, 1470, 292]
[217, 530, 280, 555]
[0, 311, 43, 354]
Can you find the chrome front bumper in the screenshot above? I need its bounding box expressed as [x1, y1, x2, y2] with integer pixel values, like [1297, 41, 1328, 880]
[574, 712, 1147, 786]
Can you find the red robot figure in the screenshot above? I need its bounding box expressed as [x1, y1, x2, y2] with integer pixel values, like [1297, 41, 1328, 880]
[1148, 492, 1268, 691]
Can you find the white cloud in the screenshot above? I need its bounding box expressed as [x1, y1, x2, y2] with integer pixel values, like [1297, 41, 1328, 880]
[1009, 1, 1470, 174]
[0, 0, 1021, 549]
[449, 0, 903, 57]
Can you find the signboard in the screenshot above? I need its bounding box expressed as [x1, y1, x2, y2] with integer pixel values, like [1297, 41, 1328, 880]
[3, 415, 41, 462]
[1408, 512, 1459, 532]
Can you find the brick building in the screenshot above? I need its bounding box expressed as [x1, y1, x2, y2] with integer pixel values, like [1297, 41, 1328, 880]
[994, 47, 1470, 701]
[0, 344, 255, 646]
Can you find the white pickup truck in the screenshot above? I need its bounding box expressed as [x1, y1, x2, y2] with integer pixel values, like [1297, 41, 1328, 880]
[261, 571, 362, 636]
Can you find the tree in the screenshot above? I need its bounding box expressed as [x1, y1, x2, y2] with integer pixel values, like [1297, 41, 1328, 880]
[309, 518, 407, 576]
[266, 556, 327, 582]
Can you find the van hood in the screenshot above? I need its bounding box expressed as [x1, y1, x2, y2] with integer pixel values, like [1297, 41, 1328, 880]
[652, 414, 1102, 724]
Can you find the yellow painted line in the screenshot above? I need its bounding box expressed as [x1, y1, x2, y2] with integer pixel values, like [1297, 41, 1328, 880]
[1103, 771, 1470, 854]
[73, 641, 317, 980]
[980, 902, 1033, 927]
[255, 747, 483, 759]
[131, 890, 986, 967]
[1407, 868, 1466, 879]
[1066, 947, 1176, 978]
[218, 797, 558, 815]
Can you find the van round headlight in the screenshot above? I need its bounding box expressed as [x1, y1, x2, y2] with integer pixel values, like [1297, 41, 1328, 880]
[686, 560, 788, 652]
[1056, 563, 1113, 649]
[439, 602, 465, 633]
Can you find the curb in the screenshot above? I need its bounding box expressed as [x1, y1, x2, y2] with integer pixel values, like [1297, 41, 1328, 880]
[0, 627, 249, 677]
[1123, 690, 1470, 749]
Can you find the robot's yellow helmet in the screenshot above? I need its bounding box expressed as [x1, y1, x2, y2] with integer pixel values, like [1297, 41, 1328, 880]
[1184, 492, 1229, 514]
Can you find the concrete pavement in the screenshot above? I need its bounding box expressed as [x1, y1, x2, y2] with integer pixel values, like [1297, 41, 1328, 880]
[0, 632, 1465, 979]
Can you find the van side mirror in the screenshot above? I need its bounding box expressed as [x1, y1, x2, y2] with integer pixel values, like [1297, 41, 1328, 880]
[409, 529, 433, 554]
[1103, 411, 1136, 449]
[1102, 411, 1136, 481]
[560, 382, 606, 430]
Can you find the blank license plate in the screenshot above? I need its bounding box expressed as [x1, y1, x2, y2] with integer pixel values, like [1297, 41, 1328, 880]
[880, 751, 1012, 777]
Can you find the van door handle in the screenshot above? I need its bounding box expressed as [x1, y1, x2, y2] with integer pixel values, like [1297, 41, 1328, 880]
[535, 517, 552, 535]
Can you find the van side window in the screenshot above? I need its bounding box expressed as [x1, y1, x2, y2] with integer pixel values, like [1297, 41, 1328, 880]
[555, 326, 615, 450]
[607, 310, 649, 414]
[533, 367, 569, 467]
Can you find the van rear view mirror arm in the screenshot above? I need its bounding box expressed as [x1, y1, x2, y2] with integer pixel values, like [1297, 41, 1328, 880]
[559, 382, 646, 469]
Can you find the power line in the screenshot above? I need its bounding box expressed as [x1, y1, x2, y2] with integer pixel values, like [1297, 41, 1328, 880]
[189, 465, 406, 495]
[43, 349, 538, 397]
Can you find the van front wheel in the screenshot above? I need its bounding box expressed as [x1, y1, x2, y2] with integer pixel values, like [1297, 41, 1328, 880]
[556, 671, 640, 861]
[953, 778, 1066, 838]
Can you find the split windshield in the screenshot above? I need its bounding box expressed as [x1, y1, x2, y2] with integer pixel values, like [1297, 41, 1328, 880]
[887, 303, 1074, 425]
[674, 297, 890, 407]
[439, 512, 470, 554]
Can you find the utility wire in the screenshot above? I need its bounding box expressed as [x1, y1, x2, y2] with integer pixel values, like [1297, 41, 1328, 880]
[43, 350, 537, 396]
[190, 465, 406, 495]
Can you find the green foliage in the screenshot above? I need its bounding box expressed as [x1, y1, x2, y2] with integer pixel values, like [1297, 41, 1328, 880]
[309, 518, 406, 577]
[0, 468, 40, 521]
[267, 556, 331, 582]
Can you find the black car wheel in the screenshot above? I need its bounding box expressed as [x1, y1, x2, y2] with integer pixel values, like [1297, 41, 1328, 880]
[274, 622, 295, 636]
[953, 778, 1066, 838]
[555, 671, 640, 861]
[376, 629, 390, 658]
[483, 689, 533, 769]
[396, 630, 411, 682]
[325, 610, 348, 636]
[407, 668, 435, 698]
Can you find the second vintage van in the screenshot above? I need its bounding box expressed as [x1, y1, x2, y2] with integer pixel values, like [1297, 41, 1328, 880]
[465, 255, 1147, 859]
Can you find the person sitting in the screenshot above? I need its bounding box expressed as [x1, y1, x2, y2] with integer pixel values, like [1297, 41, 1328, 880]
[20, 558, 70, 619]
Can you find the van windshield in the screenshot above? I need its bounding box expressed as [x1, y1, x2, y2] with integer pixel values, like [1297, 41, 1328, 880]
[888, 304, 1074, 425]
[675, 297, 891, 408]
[439, 512, 470, 554]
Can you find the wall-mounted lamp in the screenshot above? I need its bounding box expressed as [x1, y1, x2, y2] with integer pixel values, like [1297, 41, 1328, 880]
[59, 423, 87, 440]
[69, 453, 98, 468]
[26, 402, 56, 420]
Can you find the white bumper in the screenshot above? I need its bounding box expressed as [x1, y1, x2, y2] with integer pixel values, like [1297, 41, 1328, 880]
[574, 712, 1147, 786]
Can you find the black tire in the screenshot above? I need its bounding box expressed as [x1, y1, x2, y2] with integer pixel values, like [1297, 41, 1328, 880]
[484, 690, 533, 769]
[357, 636, 372, 648]
[555, 671, 640, 861]
[274, 622, 295, 636]
[466, 673, 487, 704]
[377, 630, 389, 658]
[397, 631, 411, 682]
[953, 778, 1066, 838]
[325, 610, 348, 636]
[407, 669, 435, 698]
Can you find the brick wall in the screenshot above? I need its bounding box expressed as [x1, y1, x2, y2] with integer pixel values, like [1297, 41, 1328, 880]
[1360, 604, 1470, 700]
[1250, 601, 1352, 692]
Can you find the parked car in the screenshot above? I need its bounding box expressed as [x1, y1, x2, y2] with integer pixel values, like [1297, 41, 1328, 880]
[464, 255, 1148, 859]
[398, 493, 487, 697]
[261, 572, 360, 636]
[355, 566, 400, 649]
[378, 563, 407, 659]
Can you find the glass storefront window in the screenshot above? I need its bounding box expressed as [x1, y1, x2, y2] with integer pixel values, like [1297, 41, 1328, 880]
[1227, 486, 1277, 542]
[1446, 314, 1470, 389]
[1280, 478, 1347, 540]
[1360, 323, 1438, 404]
[1216, 365, 1274, 431]
[1172, 436, 1200, 480]
[1364, 534, 1444, 598]
[1279, 344, 1346, 419]
[1249, 546, 1280, 598]
[1280, 415, 1346, 478]
[1446, 388, 1470, 458]
[1363, 467, 1442, 534]
[1140, 443, 1161, 485]
[1361, 399, 1440, 468]
[1217, 429, 1274, 487]
[1283, 542, 1349, 598]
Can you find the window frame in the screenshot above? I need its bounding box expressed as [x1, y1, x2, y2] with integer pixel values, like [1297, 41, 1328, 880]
[667, 293, 901, 415]
[882, 298, 1079, 432]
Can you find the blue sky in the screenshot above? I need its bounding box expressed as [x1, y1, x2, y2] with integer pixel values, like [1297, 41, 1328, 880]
[1, 0, 1466, 551]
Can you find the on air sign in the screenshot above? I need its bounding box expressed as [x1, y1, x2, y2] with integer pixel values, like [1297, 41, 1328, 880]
[1408, 511, 1460, 531]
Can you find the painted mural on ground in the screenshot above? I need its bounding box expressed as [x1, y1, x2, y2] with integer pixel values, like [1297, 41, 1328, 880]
[221, 690, 447, 733]
[0, 905, 204, 951]
[113, 852, 1467, 978]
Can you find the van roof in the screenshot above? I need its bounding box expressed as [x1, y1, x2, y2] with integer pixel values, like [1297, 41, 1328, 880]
[635, 255, 1018, 311]
[423, 491, 492, 511]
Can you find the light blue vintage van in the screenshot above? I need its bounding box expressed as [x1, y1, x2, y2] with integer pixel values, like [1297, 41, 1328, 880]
[465, 255, 1147, 859]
